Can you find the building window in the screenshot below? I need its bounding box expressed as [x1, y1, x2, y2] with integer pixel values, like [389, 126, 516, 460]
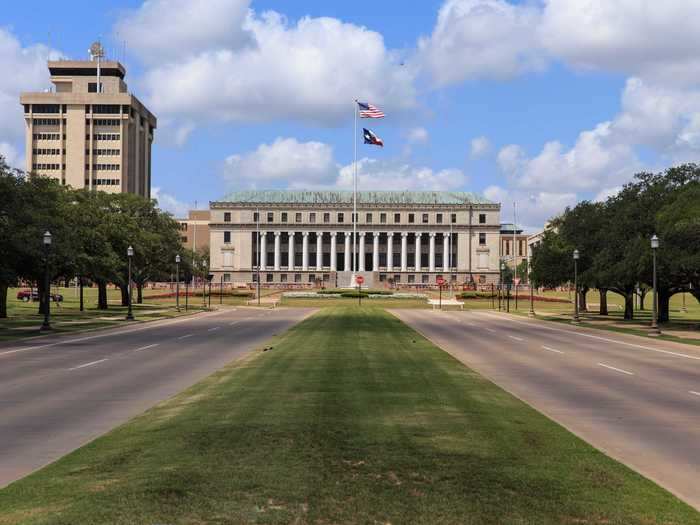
[408, 213, 415, 224]
[88, 82, 103, 93]
[338, 212, 344, 223]
[479, 275, 487, 284]
[394, 274, 401, 283]
[267, 212, 274, 222]
[309, 274, 315, 283]
[224, 231, 231, 243]
[451, 213, 457, 224]
[224, 212, 231, 222]
[266, 273, 274, 283]
[309, 212, 316, 223]
[479, 213, 486, 224]
[181, 236, 187, 243]
[366, 213, 372, 223]
[294, 274, 302, 283]
[479, 233, 486, 245]
[352, 213, 357, 222]
[422, 274, 429, 284]
[394, 213, 401, 223]
[252, 212, 259, 223]
[32, 104, 60, 114]
[408, 274, 415, 283]
[422, 213, 429, 224]
[295, 212, 302, 223]
[323, 212, 330, 223]
[505, 241, 510, 256]
[281, 274, 287, 283]
[436, 213, 443, 224]
[281, 212, 288, 223]
[223, 273, 231, 282]
[380, 213, 387, 224]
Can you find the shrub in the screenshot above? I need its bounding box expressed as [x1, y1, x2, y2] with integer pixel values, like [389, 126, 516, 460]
[317, 290, 344, 295]
[340, 291, 369, 298]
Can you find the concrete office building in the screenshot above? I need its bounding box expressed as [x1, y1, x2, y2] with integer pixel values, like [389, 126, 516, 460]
[19, 43, 156, 197]
[177, 210, 211, 253]
[208, 190, 502, 287]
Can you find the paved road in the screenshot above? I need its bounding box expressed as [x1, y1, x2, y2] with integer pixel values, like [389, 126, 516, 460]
[0, 307, 315, 487]
[392, 308, 700, 510]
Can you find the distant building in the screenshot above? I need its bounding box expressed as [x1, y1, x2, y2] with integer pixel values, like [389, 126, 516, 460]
[500, 223, 528, 271]
[177, 210, 210, 253]
[527, 221, 556, 255]
[208, 190, 502, 287]
[19, 42, 156, 197]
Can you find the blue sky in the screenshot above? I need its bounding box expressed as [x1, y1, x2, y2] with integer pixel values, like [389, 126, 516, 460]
[2, 1, 699, 229]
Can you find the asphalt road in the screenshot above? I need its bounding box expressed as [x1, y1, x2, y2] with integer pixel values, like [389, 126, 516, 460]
[0, 306, 315, 487]
[392, 308, 700, 510]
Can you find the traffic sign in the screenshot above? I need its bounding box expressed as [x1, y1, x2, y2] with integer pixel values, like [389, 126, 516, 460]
[514, 278, 521, 286]
[356, 275, 365, 285]
[436, 277, 445, 286]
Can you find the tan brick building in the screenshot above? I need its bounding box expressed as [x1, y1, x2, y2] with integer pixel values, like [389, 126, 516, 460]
[177, 210, 211, 253]
[19, 44, 156, 197]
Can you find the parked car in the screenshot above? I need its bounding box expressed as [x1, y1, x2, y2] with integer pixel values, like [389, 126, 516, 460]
[16, 289, 63, 303]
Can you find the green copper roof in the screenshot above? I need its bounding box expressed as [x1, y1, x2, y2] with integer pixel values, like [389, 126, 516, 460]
[216, 190, 493, 205]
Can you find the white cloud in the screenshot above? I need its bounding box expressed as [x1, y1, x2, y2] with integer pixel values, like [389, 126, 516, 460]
[417, 0, 546, 86]
[483, 184, 577, 232]
[593, 186, 622, 203]
[115, 0, 253, 64]
[406, 127, 429, 144]
[152, 187, 191, 217]
[119, 5, 415, 132]
[0, 142, 20, 168]
[470, 136, 491, 158]
[221, 137, 468, 192]
[223, 137, 338, 189]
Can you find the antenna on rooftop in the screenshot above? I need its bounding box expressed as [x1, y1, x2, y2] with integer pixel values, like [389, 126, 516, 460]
[89, 40, 105, 93]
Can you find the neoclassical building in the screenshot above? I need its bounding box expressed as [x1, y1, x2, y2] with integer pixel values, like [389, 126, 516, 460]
[209, 190, 502, 287]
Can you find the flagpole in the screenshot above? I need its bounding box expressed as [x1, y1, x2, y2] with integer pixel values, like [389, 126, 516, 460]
[353, 99, 357, 276]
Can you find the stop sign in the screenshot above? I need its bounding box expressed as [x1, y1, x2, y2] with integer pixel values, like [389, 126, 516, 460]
[436, 277, 445, 286]
[356, 276, 365, 285]
[514, 278, 521, 286]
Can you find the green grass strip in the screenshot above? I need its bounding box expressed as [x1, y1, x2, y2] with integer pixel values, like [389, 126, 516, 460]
[0, 306, 697, 524]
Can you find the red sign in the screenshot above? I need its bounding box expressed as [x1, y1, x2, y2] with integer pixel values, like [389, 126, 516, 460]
[514, 278, 521, 286]
[356, 276, 365, 285]
[436, 277, 445, 286]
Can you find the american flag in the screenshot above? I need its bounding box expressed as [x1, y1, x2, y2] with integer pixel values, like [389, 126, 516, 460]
[357, 101, 385, 118]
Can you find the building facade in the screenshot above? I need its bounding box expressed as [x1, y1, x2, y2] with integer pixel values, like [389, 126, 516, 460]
[499, 223, 529, 271]
[19, 47, 156, 197]
[209, 190, 502, 287]
[177, 210, 211, 253]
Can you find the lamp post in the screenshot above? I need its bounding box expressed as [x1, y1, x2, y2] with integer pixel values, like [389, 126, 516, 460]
[175, 254, 181, 312]
[41, 231, 52, 331]
[650, 234, 661, 336]
[572, 249, 580, 324]
[499, 262, 505, 311]
[126, 245, 134, 321]
[528, 255, 535, 318]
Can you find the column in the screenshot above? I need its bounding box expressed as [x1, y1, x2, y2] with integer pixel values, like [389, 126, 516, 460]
[330, 232, 338, 271]
[316, 233, 323, 270]
[288, 232, 295, 270]
[344, 233, 351, 271]
[372, 233, 379, 271]
[429, 232, 436, 272]
[260, 232, 267, 271]
[415, 233, 422, 271]
[358, 232, 366, 272]
[443, 233, 450, 272]
[401, 232, 408, 272]
[302, 231, 309, 271]
[386, 233, 394, 271]
[274, 231, 281, 271]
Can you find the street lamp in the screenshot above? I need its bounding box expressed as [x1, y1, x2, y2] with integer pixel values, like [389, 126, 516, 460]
[499, 261, 505, 311]
[528, 254, 535, 318]
[175, 254, 181, 312]
[572, 249, 580, 324]
[41, 231, 52, 331]
[126, 245, 135, 321]
[650, 234, 661, 336]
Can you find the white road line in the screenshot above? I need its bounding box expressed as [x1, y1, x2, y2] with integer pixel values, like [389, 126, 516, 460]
[134, 343, 159, 352]
[484, 327, 496, 333]
[68, 358, 108, 371]
[0, 309, 228, 358]
[473, 311, 700, 362]
[542, 345, 564, 354]
[690, 391, 700, 397]
[229, 321, 240, 326]
[509, 335, 525, 342]
[598, 362, 634, 376]
[208, 327, 221, 332]
[177, 334, 193, 340]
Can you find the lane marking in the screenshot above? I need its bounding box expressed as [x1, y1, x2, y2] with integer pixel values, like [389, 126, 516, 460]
[509, 335, 525, 342]
[542, 345, 564, 354]
[484, 327, 496, 333]
[690, 391, 700, 397]
[177, 334, 193, 340]
[68, 358, 108, 371]
[134, 343, 159, 352]
[229, 321, 240, 326]
[472, 311, 700, 362]
[0, 309, 229, 357]
[208, 327, 221, 332]
[598, 363, 634, 376]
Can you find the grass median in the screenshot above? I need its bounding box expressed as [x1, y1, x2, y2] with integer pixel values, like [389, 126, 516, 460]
[1, 306, 697, 524]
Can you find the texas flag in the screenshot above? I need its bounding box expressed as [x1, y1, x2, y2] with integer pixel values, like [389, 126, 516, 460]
[363, 128, 384, 147]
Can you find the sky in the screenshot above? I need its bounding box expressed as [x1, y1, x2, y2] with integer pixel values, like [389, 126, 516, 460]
[2, 0, 700, 230]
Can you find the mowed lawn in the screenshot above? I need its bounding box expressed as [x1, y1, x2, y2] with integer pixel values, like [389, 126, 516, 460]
[1, 307, 697, 524]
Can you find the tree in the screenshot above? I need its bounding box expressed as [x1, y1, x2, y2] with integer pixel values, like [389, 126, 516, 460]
[0, 158, 24, 318]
